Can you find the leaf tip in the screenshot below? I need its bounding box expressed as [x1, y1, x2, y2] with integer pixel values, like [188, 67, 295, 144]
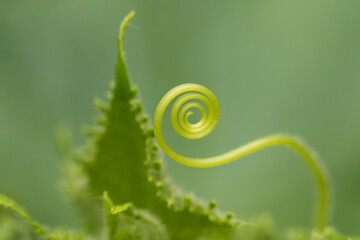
[118, 10, 136, 58]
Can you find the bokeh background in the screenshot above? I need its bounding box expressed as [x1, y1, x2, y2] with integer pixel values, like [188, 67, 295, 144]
[1, 0, 360, 236]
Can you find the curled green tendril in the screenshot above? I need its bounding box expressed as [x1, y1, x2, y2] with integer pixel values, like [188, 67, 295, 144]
[153, 83, 330, 230]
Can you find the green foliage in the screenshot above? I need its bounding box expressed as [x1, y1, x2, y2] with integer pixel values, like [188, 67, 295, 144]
[0, 195, 85, 240]
[0, 211, 33, 240]
[0, 11, 359, 240]
[103, 192, 169, 240]
[311, 228, 360, 240]
[0, 194, 45, 237]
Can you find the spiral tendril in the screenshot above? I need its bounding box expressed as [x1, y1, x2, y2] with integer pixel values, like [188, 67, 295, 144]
[153, 83, 330, 230]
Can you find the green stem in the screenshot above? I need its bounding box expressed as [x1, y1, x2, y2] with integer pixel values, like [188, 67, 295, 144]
[153, 83, 329, 230]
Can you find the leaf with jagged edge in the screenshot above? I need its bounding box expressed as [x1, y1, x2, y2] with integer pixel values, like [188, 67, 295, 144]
[59, 10, 360, 240]
[61, 10, 262, 240]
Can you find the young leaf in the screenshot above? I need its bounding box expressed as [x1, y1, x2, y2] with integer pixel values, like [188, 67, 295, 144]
[64, 11, 253, 239]
[60, 11, 360, 240]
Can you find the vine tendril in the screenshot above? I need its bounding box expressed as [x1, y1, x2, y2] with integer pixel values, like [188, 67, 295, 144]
[153, 83, 329, 230]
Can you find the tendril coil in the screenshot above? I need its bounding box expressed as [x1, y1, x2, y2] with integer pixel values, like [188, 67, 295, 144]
[153, 83, 330, 230]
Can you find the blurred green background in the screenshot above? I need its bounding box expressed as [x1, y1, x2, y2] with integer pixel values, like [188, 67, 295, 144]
[1, 0, 359, 236]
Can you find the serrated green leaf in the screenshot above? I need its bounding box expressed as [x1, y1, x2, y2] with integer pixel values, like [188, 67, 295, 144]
[60, 11, 245, 240]
[59, 11, 360, 240]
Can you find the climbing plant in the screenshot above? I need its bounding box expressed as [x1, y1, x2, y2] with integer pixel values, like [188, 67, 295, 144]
[0, 11, 359, 240]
